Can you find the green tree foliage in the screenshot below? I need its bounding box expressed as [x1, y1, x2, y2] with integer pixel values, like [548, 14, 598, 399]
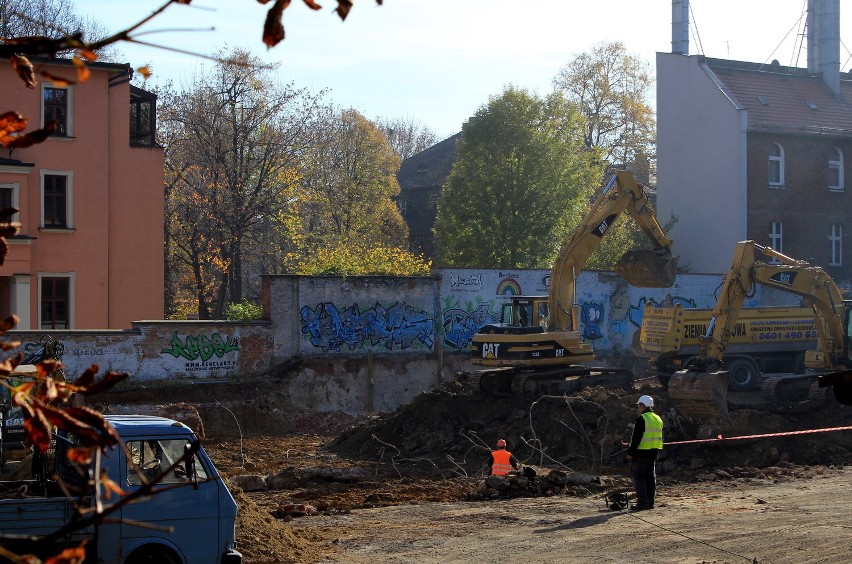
[552, 41, 655, 176]
[433, 86, 603, 269]
[225, 299, 263, 320]
[299, 108, 409, 251]
[291, 242, 431, 276]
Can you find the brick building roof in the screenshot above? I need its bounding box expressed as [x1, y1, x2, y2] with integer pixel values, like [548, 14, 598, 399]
[706, 57, 852, 136]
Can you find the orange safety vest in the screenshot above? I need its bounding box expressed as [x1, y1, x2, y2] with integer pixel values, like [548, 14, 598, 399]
[491, 449, 513, 475]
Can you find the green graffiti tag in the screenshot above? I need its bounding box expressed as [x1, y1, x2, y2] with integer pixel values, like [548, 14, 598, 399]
[161, 331, 240, 361]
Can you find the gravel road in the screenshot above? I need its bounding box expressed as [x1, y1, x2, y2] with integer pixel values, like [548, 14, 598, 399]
[292, 465, 852, 563]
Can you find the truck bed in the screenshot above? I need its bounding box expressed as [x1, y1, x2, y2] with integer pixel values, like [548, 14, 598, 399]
[0, 482, 91, 540]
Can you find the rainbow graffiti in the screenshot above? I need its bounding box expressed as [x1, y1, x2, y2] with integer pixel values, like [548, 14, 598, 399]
[496, 278, 522, 296]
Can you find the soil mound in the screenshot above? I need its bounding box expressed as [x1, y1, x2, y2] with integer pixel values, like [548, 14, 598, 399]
[330, 374, 852, 478]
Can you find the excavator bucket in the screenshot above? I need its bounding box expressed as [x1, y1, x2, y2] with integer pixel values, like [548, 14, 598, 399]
[615, 249, 677, 288]
[668, 369, 730, 421]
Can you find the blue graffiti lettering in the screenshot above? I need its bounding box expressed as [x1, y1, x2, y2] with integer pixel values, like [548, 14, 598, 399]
[300, 302, 434, 352]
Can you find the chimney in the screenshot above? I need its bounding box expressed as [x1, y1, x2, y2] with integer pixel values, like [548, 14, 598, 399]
[807, 0, 841, 99]
[671, 0, 689, 55]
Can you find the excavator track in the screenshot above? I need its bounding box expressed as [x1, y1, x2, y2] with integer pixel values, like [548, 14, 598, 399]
[479, 366, 633, 396]
[759, 373, 825, 407]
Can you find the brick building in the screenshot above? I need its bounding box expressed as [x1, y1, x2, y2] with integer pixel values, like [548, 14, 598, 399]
[0, 57, 164, 329]
[396, 133, 459, 261]
[657, 0, 852, 285]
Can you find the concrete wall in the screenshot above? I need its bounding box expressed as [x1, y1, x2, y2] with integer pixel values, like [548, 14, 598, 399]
[12, 271, 809, 416]
[8, 320, 271, 382]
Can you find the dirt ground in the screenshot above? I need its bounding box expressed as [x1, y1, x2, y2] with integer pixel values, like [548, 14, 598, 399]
[201, 374, 852, 563]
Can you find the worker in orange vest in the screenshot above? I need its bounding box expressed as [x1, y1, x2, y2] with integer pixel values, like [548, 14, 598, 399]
[489, 438, 520, 476]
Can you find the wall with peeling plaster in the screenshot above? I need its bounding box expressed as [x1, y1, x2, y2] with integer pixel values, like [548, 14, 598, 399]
[4, 271, 806, 415]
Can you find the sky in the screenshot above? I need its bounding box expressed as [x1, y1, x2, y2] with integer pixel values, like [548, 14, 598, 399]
[72, 1, 852, 139]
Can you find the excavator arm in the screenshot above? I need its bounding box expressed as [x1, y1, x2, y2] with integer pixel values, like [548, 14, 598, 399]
[548, 171, 676, 332]
[670, 240, 852, 419]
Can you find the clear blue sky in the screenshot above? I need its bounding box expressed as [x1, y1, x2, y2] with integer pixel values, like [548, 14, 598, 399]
[74, 1, 852, 139]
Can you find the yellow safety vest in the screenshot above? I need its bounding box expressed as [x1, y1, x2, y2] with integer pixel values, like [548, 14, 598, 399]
[491, 450, 513, 475]
[638, 411, 663, 450]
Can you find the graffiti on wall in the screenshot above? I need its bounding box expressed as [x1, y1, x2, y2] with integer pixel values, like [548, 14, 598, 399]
[300, 301, 435, 352]
[161, 331, 240, 372]
[441, 296, 500, 350]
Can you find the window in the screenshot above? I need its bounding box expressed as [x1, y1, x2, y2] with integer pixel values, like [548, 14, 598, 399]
[0, 183, 20, 223]
[40, 276, 70, 329]
[769, 222, 783, 263]
[829, 148, 844, 191]
[125, 439, 208, 486]
[42, 85, 71, 137]
[768, 143, 785, 187]
[41, 171, 73, 229]
[830, 224, 843, 266]
[129, 86, 157, 147]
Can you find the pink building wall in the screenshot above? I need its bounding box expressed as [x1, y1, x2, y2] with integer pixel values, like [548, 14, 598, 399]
[0, 57, 164, 329]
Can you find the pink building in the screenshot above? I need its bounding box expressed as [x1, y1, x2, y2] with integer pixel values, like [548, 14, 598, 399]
[0, 57, 164, 329]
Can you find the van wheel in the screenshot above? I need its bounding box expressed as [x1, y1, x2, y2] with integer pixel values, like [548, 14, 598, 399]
[126, 545, 181, 564]
[726, 358, 761, 392]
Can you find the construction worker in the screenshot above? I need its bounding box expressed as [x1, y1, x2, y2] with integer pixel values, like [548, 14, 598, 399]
[626, 394, 664, 511]
[489, 438, 520, 476]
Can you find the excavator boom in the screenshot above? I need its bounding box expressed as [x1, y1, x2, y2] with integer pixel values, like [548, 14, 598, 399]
[472, 171, 676, 395]
[669, 240, 852, 420]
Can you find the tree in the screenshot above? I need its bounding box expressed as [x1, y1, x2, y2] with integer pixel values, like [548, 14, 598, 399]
[552, 41, 655, 175]
[433, 86, 603, 269]
[0, 0, 120, 60]
[298, 108, 409, 252]
[374, 116, 439, 160]
[161, 49, 324, 319]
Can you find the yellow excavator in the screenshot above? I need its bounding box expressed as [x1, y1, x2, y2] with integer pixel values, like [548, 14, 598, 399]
[471, 170, 677, 394]
[669, 240, 852, 420]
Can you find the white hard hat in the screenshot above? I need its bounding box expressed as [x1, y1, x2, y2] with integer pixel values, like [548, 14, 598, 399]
[637, 395, 654, 408]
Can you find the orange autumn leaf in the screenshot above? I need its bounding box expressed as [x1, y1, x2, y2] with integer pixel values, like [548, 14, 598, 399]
[78, 48, 98, 62]
[67, 446, 96, 465]
[72, 56, 91, 83]
[263, 0, 290, 48]
[0, 314, 18, 333]
[72, 365, 100, 388]
[334, 0, 353, 20]
[24, 410, 53, 452]
[80, 370, 130, 395]
[3, 121, 56, 149]
[10, 54, 36, 88]
[39, 70, 74, 87]
[0, 111, 28, 138]
[136, 65, 152, 80]
[37, 359, 63, 380]
[45, 542, 87, 564]
[99, 470, 126, 499]
[0, 340, 22, 352]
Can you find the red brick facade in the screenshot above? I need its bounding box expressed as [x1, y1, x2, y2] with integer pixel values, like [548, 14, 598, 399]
[747, 133, 852, 283]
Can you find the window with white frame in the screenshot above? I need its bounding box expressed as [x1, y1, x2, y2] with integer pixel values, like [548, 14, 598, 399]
[830, 224, 843, 266]
[768, 143, 785, 187]
[40, 171, 73, 229]
[769, 222, 783, 263]
[0, 183, 20, 223]
[829, 148, 844, 191]
[39, 274, 73, 329]
[42, 85, 72, 137]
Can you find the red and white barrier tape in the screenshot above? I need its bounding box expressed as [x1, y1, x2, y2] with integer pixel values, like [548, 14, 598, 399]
[663, 425, 852, 446]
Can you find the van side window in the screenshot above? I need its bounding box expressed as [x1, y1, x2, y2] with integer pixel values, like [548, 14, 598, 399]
[125, 439, 208, 485]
